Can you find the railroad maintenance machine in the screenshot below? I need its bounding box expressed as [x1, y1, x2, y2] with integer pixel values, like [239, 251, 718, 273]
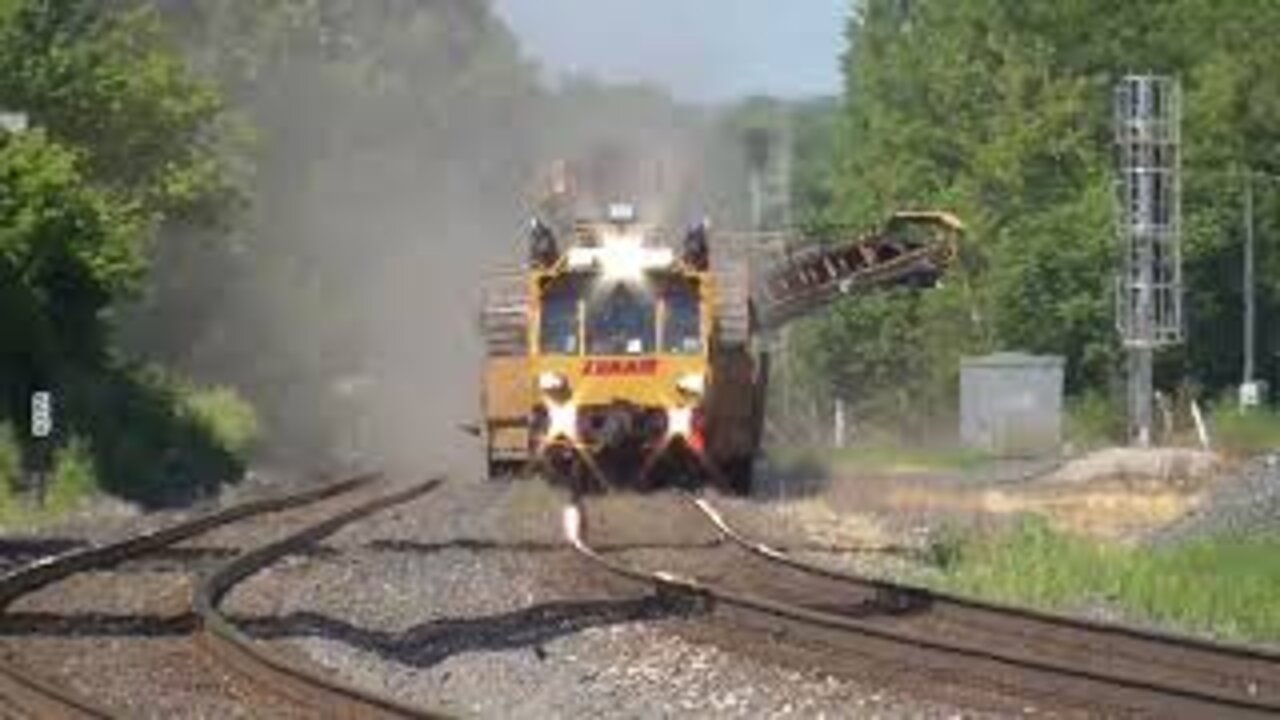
[480, 189, 963, 496]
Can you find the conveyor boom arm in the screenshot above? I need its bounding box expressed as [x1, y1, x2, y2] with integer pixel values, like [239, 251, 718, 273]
[755, 211, 963, 331]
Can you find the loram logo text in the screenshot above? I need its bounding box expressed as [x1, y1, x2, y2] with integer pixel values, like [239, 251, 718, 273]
[583, 359, 659, 376]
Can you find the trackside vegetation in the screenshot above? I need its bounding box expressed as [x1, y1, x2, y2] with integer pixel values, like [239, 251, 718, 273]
[771, 443, 991, 477]
[5, 0, 1280, 516]
[780, 0, 1280, 441]
[0, 1, 260, 514]
[1212, 407, 1280, 459]
[931, 518, 1280, 643]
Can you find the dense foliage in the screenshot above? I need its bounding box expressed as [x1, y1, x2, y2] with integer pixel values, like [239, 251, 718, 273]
[785, 0, 1280, 439]
[6, 0, 1277, 506]
[0, 0, 251, 507]
[0, 0, 231, 395]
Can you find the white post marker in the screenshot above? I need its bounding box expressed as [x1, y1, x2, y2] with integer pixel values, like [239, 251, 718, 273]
[30, 391, 53, 439]
[1190, 399, 1211, 452]
[28, 390, 53, 507]
[562, 503, 586, 551]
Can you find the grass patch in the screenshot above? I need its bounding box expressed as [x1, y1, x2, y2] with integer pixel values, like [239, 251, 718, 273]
[0, 363, 262, 516]
[0, 422, 22, 520]
[833, 444, 991, 473]
[1065, 390, 1124, 450]
[177, 384, 260, 457]
[46, 436, 97, 514]
[1212, 406, 1280, 458]
[772, 443, 992, 475]
[61, 364, 261, 507]
[0, 358, 262, 522]
[0, 428, 99, 527]
[933, 517, 1280, 643]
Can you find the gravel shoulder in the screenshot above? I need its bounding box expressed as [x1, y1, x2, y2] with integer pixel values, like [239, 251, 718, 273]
[227, 479, 993, 718]
[8, 449, 1271, 717]
[1148, 452, 1280, 544]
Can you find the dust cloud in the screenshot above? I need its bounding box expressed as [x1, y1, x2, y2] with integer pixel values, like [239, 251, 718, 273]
[133, 1, 743, 479]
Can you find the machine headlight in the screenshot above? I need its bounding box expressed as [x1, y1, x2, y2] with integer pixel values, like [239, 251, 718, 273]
[667, 406, 694, 438]
[539, 371, 569, 394]
[676, 373, 706, 397]
[547, 401, 578, 440]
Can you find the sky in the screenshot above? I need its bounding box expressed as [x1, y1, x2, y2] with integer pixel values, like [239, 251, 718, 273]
[491, 0, 850, 103]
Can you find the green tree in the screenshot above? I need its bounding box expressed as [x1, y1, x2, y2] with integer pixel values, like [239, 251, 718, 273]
[808, 0, 1280, 438]
[0, 131, 146, 392]
[0, 1, 238, 220]
[0, 1, 250, 507]
[0, 0, 238, 388]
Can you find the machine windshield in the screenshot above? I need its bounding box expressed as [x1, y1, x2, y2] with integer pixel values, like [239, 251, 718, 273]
[586, 282, 656, 355]
[662, 279, 702, 354]
[539, 279, 580, 355]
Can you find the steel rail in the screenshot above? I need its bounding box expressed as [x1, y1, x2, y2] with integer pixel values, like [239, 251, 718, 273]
[194, 477, 449, 720]
[687, 494, 1280, 665]
[567, 499, 1280, 719]
[0, 472, 380, 718]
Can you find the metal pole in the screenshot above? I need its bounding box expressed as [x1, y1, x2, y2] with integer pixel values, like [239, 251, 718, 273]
[780, 326, 792, 436]
[1243, 172, 1256, 386]
[1131, 169, 1156, 448]
[834, 397, 846, 448]
[748, 168, 765, 232]
[1130, 347, 1153, 448]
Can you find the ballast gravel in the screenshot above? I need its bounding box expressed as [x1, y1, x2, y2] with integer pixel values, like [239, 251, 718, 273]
[1149, 453, 1280, 545]
[225, 479, 988, 718]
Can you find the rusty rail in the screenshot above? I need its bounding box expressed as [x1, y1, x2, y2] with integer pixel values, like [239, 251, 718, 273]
[568, 496, 1280, 718]
[0, 473, 380, 717]
[194, 477, 449, 719]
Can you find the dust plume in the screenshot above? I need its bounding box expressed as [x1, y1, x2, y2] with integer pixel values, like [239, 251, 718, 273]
[128, 1, 738, 479]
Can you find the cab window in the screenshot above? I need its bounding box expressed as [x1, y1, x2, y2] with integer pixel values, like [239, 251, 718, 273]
[539, 279, 580, 355]
[586, 283, 655, 355]
[662, 279, 702, 354]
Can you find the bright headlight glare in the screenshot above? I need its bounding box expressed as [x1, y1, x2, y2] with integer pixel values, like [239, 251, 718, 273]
[547, 401, 578, 440]
[676, 373, 706, 397]
[667, 406, 694, 438]
[538, 371, 568, 393]
[565, 234, 674, 282]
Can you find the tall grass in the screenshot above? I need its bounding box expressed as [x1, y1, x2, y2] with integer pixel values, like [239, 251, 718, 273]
[831, 444, 991, 473]
[1064, 390, 1124, 450]
[178, 385, 260, 457]
[0, 423, 21, 520]
[0, 429, 98, 525]
[933, 518, 1280, 642]
[46, 436, 97, 514]
[1212, 406, 1280, 458]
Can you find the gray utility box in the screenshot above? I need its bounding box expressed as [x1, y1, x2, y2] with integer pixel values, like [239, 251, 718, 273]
[960, 353, 1064, 457]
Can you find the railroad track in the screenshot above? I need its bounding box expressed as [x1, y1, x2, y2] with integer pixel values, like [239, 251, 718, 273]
[566, 496, 1280, 718]
[0, 473, 448, 719]
[195, 476, 446, 719]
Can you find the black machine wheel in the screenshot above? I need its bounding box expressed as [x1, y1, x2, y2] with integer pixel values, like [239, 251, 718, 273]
[487, 459, 524, 482]
[720, 456, 755, 496]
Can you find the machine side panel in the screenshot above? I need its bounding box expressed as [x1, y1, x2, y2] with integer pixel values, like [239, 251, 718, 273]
[705, 347, 761, 461]
[484, 357, 532, 461]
